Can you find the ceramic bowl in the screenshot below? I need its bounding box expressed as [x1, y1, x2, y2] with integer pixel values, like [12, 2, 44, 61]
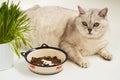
[21, 44, 67, 75]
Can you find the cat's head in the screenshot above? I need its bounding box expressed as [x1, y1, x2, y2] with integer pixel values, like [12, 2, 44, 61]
[75, 6, 109, 39]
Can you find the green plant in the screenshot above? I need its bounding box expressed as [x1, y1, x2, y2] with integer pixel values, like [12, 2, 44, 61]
[0, 1, 31, 58]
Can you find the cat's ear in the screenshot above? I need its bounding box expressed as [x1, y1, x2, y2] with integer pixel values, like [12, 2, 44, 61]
[98, 8, 108, 17]
[78, 6, 85, 15]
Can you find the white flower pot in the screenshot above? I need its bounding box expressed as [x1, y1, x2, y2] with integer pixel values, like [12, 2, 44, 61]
[0, 43, 13, 70]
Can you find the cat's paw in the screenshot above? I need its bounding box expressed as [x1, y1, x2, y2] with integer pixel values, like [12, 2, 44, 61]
[77, 59, 89, 68]
[103, 53, 112, 61]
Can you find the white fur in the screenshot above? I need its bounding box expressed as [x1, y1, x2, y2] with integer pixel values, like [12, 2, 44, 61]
[25, 5, 78, 48]
[24, 5, 112, 68]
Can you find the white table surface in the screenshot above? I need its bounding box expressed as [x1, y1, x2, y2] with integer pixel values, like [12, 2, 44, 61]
[0, 0, 120, 80]
[0, 50, 120, 80]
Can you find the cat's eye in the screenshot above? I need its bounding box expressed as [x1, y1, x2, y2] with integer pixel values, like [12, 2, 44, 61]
[82, 21, 87, 26]
[93, 23, 100, 27]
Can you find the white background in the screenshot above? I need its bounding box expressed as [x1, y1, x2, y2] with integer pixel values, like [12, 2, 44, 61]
[0, 0, 120, 80]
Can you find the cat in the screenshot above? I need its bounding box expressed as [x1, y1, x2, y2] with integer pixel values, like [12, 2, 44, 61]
[24, 5, 112, 68]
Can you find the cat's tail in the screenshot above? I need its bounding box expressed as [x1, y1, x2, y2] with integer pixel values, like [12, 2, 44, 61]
[25, 4, 40, 12]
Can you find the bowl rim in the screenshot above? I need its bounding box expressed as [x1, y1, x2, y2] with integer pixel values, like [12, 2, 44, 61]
[22, 45, 68, 67]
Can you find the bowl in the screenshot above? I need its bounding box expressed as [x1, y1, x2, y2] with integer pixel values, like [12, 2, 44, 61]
[21, 44, 68, 75]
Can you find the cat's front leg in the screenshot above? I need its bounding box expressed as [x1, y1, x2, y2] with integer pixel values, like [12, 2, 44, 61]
[98, 48, 112, 60]
[60, 41, 89, 68]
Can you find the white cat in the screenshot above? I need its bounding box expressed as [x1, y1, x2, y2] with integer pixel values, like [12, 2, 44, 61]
[24, 5, 112, 68]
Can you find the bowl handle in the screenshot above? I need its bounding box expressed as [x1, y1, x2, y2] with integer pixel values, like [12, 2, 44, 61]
[21, 52, 26, 57]
[41, 43, 49, 48]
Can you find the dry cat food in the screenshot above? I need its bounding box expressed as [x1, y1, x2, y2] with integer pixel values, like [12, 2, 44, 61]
[30, 56, 61, 66]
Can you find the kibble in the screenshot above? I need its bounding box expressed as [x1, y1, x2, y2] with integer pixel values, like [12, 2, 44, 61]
[30, 56, 61, 66]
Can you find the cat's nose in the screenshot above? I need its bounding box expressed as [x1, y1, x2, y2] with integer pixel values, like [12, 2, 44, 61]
[88, 28, 92, 34]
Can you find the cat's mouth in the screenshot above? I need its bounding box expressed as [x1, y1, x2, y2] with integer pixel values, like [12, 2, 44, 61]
[88, 32, 92, 35]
